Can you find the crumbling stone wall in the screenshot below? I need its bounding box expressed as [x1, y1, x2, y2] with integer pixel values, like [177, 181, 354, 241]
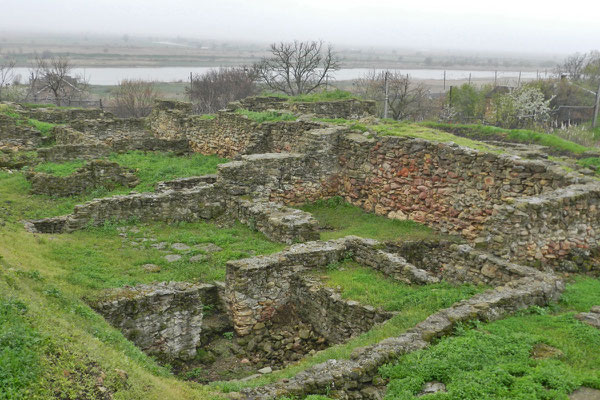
[148, 102, 260, 158]
[91, 282, 227, 361]
[241, 272, 564, 400]
[479, 183, 600, 268]
[37, 143, 112, 162]
[26, 181, 319, 244]
[0, 114, 43, 151]
[20, 106, 108, 124]
[291, 275, 393, 344]
[383, 240, 551, 286]
[225, 237, 436, 337]
[27, 160, 139, 197]
[230, 198, 319, 244]
[233, 96, 377, 119]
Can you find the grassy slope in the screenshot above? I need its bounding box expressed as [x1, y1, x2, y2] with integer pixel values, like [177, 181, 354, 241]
[381, 276, 600, 400]
[299, 197, 440, 242]
[421, 122, 593, 155]
[0, 152, 282, 399]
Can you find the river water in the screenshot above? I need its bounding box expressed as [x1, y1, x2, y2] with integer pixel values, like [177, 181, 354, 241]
[12, 67, 540, 86]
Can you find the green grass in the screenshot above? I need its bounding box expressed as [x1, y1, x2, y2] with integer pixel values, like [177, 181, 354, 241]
[33, 150, 227, 192]
[108, 151, 226, 192]
[33, 160, 86, 176]
[373, 122, 503, 153]
[234, 109, 297, 123]
[320, 262, 485, 312]
[380, 276, 600, 400]
[214, 263, 484, 392]
[26, 119, 56, 136]
[421, 122, 593, 155]
[263, 89, 357, 103]
[298, 197, 439, 242]
[0, 297, 43, 399]
[578, 157, 600, 174]
[286, 89, 357, 102]
[58, 220, 284, 299]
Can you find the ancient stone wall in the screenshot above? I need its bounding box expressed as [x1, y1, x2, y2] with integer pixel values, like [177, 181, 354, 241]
[230, 198, 319, 244]
[328, 135, 572, 238]
[37, 143, 112, 162]
[233, 96, 377, 119]
[148, 102, 260, 158]
[0, 114, 43, 151]
[26, 181, 320, 244]
[27, 160, 139, 197]
[290, 276, 393, 344]
[225, 237, 436, 337]
[225, 239, 349, 336]
[384, 240, 549, 286]
[479, 183, 600, 268]
[241, 272, 564, 399]
[20, 107, 108, 124]
[28, 184, 225, 233]
[91, 282, 226, 361]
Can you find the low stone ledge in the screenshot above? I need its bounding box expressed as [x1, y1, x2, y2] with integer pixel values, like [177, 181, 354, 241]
[37, 143, 112, 162]
[231, 198, 319, 244]
[155, 174, 218, 192]
[26, 184, 224, 233]
[27, 160, 139, 197]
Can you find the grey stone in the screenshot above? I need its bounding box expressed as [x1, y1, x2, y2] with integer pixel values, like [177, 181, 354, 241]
[142, 264, 161, 273]
[171, 243, 191, 251]
[189, 254, 208, 263]
[164, 254, 182, 263]
[258, 367, 272, 374]
[194, 243, 223, 253]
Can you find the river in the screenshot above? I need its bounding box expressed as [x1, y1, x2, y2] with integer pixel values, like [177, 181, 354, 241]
[12, 67, 540, 86]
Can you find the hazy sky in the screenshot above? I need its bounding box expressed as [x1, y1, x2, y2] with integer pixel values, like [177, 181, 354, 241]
[4, 0, 600, 54]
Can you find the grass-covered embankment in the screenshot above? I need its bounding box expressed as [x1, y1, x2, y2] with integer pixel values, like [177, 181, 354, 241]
[382, 276, 600, 399]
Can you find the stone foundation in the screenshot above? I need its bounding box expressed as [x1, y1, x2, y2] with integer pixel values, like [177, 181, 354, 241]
[27, 160, 139, 197]
[91, 282, 228, 361]
[232, 96, 377, 119]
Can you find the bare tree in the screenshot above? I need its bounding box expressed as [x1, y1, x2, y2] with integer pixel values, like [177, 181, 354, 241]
[110, 79, 158, 117]
[353, 71, 430, 120]
[0, 59, 16, 101]
[28, 55, 89, 105]
[555, 53, 588, 81]
[255, 40, 340, 95]
[186, 67, 258, 114]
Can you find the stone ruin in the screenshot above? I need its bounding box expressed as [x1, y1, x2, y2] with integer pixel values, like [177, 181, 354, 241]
[6, 96, 600, 398]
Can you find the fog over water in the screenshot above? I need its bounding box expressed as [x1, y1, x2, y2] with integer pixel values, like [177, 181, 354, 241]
[4, 0, 600, 54]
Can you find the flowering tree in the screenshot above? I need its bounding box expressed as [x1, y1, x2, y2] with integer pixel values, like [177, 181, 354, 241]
[490, 86, 552, 129]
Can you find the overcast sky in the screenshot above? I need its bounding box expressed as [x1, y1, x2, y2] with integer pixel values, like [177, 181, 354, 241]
[3, 0, 599, 54]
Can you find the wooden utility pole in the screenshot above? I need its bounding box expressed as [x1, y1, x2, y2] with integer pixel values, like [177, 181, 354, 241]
[189, 72, 193, 102]
[593, 81, 600, 129]
[468, 73, 471, 85]
[383, 71, 389, 119]
[518, 71, 522, 87]
[494, 70, 497, 87]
